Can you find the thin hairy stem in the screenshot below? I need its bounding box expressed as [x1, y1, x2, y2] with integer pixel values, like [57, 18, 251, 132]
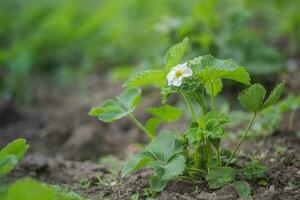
[128, 114, 153, 140]
[210, 82, 216, 111]
[195, 93, 207, 114]
[182, 93, 197, 122]
[226, 113, 257, 166]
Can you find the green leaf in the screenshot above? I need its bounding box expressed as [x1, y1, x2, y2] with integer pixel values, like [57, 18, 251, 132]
[164, 37, 189, 71]
[0, 138, 29, 175]
[149, 155, 185, 192]
[145, 117, 161, 137]
[0, 155, 18, 175]
[191, 55, 250, 85]
[185, 127, 200, 145]
[121, 152, 154, 177]
[239, 84, 266, 112]
[161, 155, 186, 180]
[234, 181, 252, 198]
[205, 79, 223, 97]
[198, 111, 230, 139]
[150, 171, 168, 192]
[145, 104, 182, 122]
[146, 132, 183, 163]
[5, 178, 55, 200]
[123, 70, 166, 88]
[260, 81, 285, 111]
[89, 87, 141, 122]
[206, 167, 236, 189]
[241, 161, 266, 180]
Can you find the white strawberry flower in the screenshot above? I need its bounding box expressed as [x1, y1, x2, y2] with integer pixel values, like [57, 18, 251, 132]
[167, 63, 193, 87]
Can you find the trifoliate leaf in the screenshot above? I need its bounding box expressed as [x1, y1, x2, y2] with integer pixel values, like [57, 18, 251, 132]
[123, 70, 166, 88]
[145, 104, 182, 122]
[89, 87, 141, 122]
[146, 132, 183, 163]
[206, 167, 236, 189]
[205, 79, 223, 97]
[239, 84, 266, 112]
[5, 178, 55, 200]
[0, 138, 29, 175]
[121, 152, 154, 177]
[260, 81, 285, 111]
[164, 37, 189, 71]
[234, 181, 252, 198]
[190, 55, 250, 85]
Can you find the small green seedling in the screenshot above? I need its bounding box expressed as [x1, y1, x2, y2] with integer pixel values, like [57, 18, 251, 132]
[90, 38, 285, 194]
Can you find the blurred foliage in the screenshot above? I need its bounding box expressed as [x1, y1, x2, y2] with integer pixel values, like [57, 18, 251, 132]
[1, 178, 88, 200]
[226, 94, 300, 138]
[0, 0, 299, 102]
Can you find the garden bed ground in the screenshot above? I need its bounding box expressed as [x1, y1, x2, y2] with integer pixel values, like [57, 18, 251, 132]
[1, 73, 300, 199]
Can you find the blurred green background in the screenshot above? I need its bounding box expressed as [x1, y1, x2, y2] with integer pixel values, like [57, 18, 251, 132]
[1, 0, 299, 102]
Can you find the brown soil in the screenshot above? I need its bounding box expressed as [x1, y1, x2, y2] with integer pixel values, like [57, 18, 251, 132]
[1, 73, 300, 199]
[5, 131, 300, 200]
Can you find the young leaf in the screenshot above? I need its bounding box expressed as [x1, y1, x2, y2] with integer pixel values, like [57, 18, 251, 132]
[164, 37, 189, 71]
[89, 87, 141, 122]
[0, 138, 29, 175]
[239, 84, 266, 112]
[185, 127, 200, 145]
[234, 181, 252, 198]
[206, 167, 236, 189]
[198, 111, 230, 139]
[123, 70, 166, 88]
[205, 79, 223, 97]
[191, 55, 250, 85]
[121, 152, 154, 177]
[5, 178, 55, 200]
[260, 81, 285, 111]
[146, 132, 183, 163]
[145, 105, 182, 122]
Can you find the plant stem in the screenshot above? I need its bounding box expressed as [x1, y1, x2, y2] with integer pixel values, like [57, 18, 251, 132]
[195, 93, 207, 114]
[226, 112, 257, 166]
[210, 82, 216, 111]
[194, 142, 200, 169]
[128, 114, 153, 140]
[216, 147, 222, 167]
[182, 93, 197, 122]
[205, 135, 212, 171]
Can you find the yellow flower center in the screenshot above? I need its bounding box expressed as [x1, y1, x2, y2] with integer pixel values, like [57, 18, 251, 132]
[175, 70, 183, 78]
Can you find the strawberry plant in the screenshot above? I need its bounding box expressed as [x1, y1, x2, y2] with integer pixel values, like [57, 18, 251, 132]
[90, 38, 285, 194]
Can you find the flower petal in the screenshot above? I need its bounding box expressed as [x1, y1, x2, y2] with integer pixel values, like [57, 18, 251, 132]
[172, 78, 183, 86]
[183, 66, 193, 77]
